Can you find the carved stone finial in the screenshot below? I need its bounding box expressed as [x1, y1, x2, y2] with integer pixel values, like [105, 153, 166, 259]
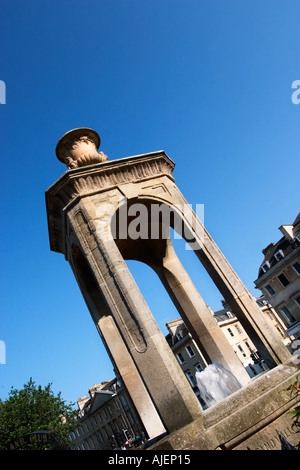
[55, 128, 108, 169]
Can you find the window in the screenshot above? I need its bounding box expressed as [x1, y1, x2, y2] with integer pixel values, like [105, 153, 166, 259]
[237, 344, 247, 358]
[235, 325, 243, 335]
[294, 295, 300, 307]
[185, 345, 195, 358]
[185, 370, 197, 387]
[120, 395, 128, 407]
[176, 352, 185, 364]
[280, 306, 296, 324]
[127, 411, 135, 424]
[226, 311, 235, 318]
[261, 261, 270, 273]
[265, 284, 276, 296]
[275, 324, 286, 338]
[293, 262, 300, 275]
[195, 363, 203, 373]
[227, 328, 235, 337]
[277, 273, 290, 287]
[274, 250, 284, 261]
[267, 311, 275, 321]
[88, 436, 95, 449]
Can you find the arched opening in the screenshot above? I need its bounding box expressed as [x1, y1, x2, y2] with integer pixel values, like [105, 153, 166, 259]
[111, 197, 229, 332]
[111, 198, 252, 401]
[111, 197, 280, 374]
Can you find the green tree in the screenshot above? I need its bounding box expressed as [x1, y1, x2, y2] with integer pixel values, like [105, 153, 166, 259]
[0, 378, 78, 450]
[287, 374, 300, 450]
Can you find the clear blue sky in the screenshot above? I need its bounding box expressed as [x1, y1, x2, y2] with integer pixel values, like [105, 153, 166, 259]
[0, 0, 299, 407]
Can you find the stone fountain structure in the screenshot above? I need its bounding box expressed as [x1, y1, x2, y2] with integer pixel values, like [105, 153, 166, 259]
[46, 128, 300, 450]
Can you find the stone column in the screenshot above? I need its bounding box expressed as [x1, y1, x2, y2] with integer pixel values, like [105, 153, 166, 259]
[98, 316, 166, 439]
[169, 194, 291, 366]
[69, 203, 203, 435]
[155, 239, 250, 386]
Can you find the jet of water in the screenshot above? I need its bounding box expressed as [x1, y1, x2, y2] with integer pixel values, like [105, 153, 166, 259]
[196, 362, 241, 408]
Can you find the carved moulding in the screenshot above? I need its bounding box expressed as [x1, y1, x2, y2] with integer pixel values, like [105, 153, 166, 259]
[45, 151, 175, 255]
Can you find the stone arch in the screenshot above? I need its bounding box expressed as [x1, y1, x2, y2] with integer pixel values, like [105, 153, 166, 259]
[110, 196, 251, 384]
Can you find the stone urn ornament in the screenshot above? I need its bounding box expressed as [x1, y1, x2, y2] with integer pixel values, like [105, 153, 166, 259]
[55, 127, 108, 169]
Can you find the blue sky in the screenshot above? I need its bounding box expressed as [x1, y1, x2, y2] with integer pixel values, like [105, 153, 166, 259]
[0, 0, 299, 407]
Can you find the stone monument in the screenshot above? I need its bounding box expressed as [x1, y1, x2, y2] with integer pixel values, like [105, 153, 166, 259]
[46, 128, 300, 449]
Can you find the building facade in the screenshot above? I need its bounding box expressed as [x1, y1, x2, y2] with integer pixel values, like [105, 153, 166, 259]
[165, 319, 207, 405]
[214, 301, 272, 377]
[70, 378, 147, 450]
[254, 212, 300, 341]
[256, 295, 292, 348]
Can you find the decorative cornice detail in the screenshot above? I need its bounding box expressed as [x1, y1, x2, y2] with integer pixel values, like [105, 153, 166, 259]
[46, 151, 175, 254]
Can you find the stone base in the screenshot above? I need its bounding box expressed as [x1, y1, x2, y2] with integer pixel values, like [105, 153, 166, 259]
[148, 357, 300, 450]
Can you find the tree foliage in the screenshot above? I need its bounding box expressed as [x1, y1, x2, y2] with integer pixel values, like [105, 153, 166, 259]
[287, 374, 300, 450]
[0, 378, 78, 450]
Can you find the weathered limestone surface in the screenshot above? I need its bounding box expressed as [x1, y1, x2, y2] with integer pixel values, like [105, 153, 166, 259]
[148, 356, 300, 450]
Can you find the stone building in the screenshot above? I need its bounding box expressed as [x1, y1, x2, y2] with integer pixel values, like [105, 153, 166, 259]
[166, 298, 285, 387]
[165, 319, 207, 405]
[214, 301, 274, 377]
[254, 212, 300, 341]
[70, 378, 146, 450]
[256, 295, 292, 349]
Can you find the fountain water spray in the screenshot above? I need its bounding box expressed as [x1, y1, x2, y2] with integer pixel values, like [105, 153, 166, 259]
[196, 362, 242, 408]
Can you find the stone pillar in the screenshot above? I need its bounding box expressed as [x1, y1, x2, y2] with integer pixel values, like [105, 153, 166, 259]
[156, 239, 250, 386]
[98, 316, 166, 439]
[168, 186, 291, 367]
[68, 198, 202, 435]
[194, 226, 291, 366]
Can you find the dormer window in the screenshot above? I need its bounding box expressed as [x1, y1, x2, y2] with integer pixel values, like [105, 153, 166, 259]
[226, 311, 235, 318]
[295, 234, 300, 244]
[261, 261, 270, 273]
[274, 250, 284, 261]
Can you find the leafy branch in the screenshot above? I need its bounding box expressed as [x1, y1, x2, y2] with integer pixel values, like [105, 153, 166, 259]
[287, 374, 300, 450]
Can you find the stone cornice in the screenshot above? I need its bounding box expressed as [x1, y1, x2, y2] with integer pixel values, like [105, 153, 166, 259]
[254, 244, 300, 287]
[45, 151, 175, 254]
